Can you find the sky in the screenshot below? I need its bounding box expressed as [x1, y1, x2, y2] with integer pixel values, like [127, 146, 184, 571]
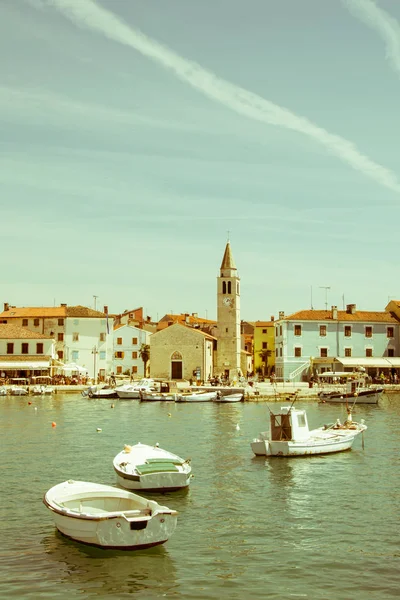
[1, 0, 400, 321]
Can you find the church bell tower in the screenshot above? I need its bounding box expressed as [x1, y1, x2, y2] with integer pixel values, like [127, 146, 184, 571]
[216, 241, 241, 380]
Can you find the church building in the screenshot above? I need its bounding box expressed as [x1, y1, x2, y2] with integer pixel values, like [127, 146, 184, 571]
[215, 241, 242, 380]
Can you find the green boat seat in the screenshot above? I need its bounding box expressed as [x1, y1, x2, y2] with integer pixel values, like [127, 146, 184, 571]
[135, 462, 179, 475]
[146, 457, 184, 465]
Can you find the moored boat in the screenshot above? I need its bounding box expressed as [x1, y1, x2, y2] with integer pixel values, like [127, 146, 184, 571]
[113, 442, 192, 491]
[317, 372, 383, 404]
[116, 378, 156, 400]
[251, 405, 367, 457]
[175, 391, 217, 402]
[213, 392, 243, 402]
[82, 385, 118, 399]
[43, 479, 178, 550]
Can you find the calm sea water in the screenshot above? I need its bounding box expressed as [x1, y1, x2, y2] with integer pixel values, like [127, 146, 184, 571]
[0, 393, 399, 599]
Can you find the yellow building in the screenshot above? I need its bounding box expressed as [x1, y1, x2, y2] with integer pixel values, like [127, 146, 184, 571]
[253, 320, 275, 378]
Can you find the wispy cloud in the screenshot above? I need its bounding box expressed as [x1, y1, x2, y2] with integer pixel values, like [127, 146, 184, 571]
[28, 0, 400, 194]
[342, 0, 400, 78]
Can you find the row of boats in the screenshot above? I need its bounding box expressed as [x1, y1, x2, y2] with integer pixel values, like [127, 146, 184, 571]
[44, 400, 367, 550]
[83, 378, 245, 402]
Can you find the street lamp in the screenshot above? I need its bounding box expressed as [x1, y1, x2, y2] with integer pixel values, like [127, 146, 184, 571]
[92, 346, 98, 383]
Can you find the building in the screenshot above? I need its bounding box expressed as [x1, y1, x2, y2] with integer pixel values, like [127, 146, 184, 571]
[113, 324, 152, 377]
[0, 303, 114, 379]
[0, 324, 56, 380]
[215, 241, 242, 380]
[150, 323, 215, 381]
[274, 304, 400, 382]
[253, 319, 275, 378]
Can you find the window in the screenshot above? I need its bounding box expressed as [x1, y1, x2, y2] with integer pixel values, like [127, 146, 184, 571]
[294, 347, 302, 357]
[99, 351, 106, 360]
[34, 319, 39, 327]
[132, 337, 138, 345]
[22, 319, 28, 327]
[345, 347, 352, 357]
[7, 343, 14, 354]
[279, 347, 282, 357]
[72, 350, 79, 361]
[294, 325, 302, 336]
[275, 327, 278, 336]
[58, 332, 64, 342]
[228, 281, 231, 294]
[36, 343, 44, 354]
[276, 348, 278, 357]
[72, 332, 79, 342]
[320, 348, 328, 358]
[58, 351, 64, 359]
[225, 328, 228, 333]
[115, 351, 124, 359]
[388, 348, 394, 357]
[116, 366, 122, 374]
[319, 325, 326, 337]
[100, 333, 106, 342]
[21, 343, 29, 354]
[344, 326, 352, 337]
[387, 327, 394, 338]
[279, 325, 282, 336]
[58, 318, 64, 326]
[365, 326, 372, 338]
[262, 329, 267, 334]
[132, 366, 138, 374]
[222, 282, 226, 294]
[366, 348, 373, 357]
[262, 342, 267, 349]
[117, 337, 122, 345]
[132, 351, 138, 359]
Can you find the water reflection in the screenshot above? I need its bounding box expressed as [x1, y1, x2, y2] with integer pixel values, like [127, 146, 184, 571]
[42, 532, 179, 597]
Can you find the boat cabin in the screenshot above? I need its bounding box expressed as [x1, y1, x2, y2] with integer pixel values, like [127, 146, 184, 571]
[270, 407, 310, 442]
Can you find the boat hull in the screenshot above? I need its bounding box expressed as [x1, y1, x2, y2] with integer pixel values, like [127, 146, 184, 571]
[251, 429, 364, 457]
[115, 470, 191, 492]
[44, 480, 177, 550]
[319, 389, 382, 404]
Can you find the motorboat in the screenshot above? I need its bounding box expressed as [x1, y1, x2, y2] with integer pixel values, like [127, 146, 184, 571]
[113, 442, 192, 491]
[8, 378, 29, 396]
[43, 479, 178, 550]
[82, 385, 118, 399]
[317, 371, 383, 404]
[0, 387, 7, 396]
[251, 405, 367, 457]
[213, 392, 243, 402]
[175, 390, 217, 402]
[31, 385, 54, 396]
[140, 391, 178, 402]
[116, 378, 156, 400]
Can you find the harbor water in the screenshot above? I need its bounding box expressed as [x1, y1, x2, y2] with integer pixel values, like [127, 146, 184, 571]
[1, 393, 399, 599]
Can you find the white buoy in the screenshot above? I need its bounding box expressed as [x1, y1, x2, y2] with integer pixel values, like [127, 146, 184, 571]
[96, 428, 102, 432]
[236, 423, 240, 431]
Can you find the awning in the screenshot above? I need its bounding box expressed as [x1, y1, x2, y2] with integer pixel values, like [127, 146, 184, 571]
[336, 357, 392, 369]
[0, 361, 50, 370]
[385, 358, 400, 367]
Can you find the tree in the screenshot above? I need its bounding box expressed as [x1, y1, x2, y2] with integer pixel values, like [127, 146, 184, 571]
[139, 344, 150, 377]
[259, 348, 272, 378]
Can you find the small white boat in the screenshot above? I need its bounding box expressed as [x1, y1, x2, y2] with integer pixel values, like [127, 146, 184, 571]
[116, 378, 156, 400]
[113, 442, 192, 491]
[82, 385, 118, 399]
[317, 372, 383, 404]
[140, 391, 178, 402]
[213, 392, 243, 403]
[175, 391, 217, 402]
[10, 386, 29, 396]
[43, 480, 178, 550]
[251, 405, 367, 457]
[0, 387, 7, 396]
[31, 385, 54, 396]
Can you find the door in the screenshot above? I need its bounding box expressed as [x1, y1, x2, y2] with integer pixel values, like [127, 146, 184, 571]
[171, 361, 183, 380]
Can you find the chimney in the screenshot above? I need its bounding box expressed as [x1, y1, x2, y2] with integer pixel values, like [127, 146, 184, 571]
[146, 316, 151, 322]
[331, 305, 338, 319]
[60, 303, 67, 307]
[4, 303, 9, 311]
[346, 304, 356, 314]
[279, 311, 285, 320]
[103, 305, 108, 314]
[192, 313, 198, 318]
[271, 315, 274, 322]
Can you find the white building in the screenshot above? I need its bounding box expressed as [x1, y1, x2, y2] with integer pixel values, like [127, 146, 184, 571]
[0, 303, 114, 379]
[112, 324, 152, 377]
[0, 324, 56, 379]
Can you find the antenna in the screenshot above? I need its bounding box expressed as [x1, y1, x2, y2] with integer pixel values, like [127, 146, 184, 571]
[93, 295, 98, 311]
[310, 285, 314, 310]
[227, 230, 230, 242]
[319, 286, 331, 310]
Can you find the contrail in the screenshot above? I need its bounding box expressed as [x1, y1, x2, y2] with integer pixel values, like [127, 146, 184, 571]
[31, 0, 400, 193]
[342, 0, 400, 77]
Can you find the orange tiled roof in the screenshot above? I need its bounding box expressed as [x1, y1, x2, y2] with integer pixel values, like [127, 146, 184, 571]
[0, 324, 52, 339]
[284, 310, 399, 323]
[158, 314, 216, 325]
[0, 305, 106, 319]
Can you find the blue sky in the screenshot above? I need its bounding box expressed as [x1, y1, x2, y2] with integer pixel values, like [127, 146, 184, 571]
[1, 0, 400, 321]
